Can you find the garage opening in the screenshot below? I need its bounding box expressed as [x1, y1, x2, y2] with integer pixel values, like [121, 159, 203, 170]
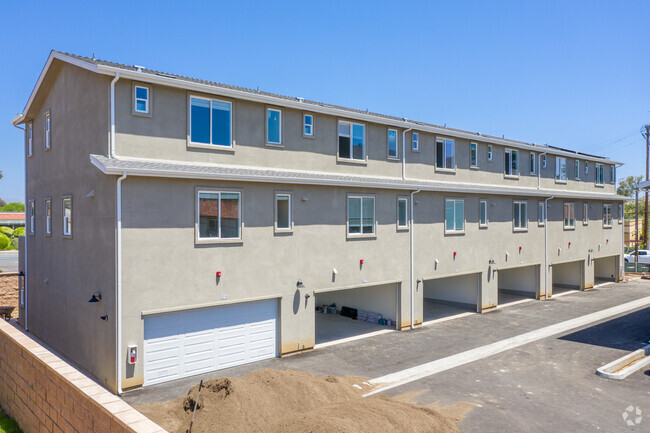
[423, 273, 479, 322]
[314, 283, 399, 346]
[552, 260, 583, 295]
[498, 265, 539, 305]
[594, 256, 618, 283]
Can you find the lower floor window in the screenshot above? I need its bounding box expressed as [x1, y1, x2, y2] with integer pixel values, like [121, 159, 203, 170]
[198, 191, 241, 239]
[564, 203, 575, 228]
[603, 204, 612, 227]
[513, 201, 527, 230]
[348, 196, 375, 235]
[397, 197, 408, 228]
[445, 199, 464, 232]
[479, 200, 488, 226]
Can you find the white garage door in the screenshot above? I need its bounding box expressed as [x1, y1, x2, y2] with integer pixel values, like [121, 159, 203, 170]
[143, 299, 277, 386]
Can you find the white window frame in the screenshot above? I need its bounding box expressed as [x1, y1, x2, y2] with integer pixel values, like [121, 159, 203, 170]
[303, 114, 314, 138]
[603, 203, 612, 227]
[542, 154, 547, 168]
[479, 199, 488, 228]
[504, 148, 519, 177]
[470, 143, 478, 168]
[618, 204, 623, 224]
[538, 202, 545, 226]
[412, 132, 419, 152]
[397, 197, 409, 230]
[555, 157, 567, 182]
[436, 138, 455, 170]
[45, 112, 51, 150]
[575, 160, 580, 180]
[196, 190, 242, 243]
[487, 145, 493, 161]
[585, 162, 589, 175]
[530, 152, 536, 174]
[274, 192, 293, 233]
[388, 129, 399, 159]
[29, 199, 35, 235]
[445, 198, 465, 234]
[134, 85, 150, 114]
[563, 202, 575, 229]
[595, 163, 605, 185]
[266, 108, 282, 146]
[188, 95, 233, 149]
[513, 201, 528, 231]
[338, 120, 366, 162]
[62, 196, 72, 237]
[347, 195, 375, 237]
[27, 123, 33, 157]
[583, 203, 588, 225]
[45, 198, 51, 236]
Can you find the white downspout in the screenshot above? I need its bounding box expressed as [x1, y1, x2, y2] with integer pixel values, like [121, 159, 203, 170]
[410, 188, 420, 329]
[402, 125, 412, 180]
[538, 150, 549, 189]
[13, 122, 27, 331]
[544, 196, 554, 300]
[116, 172, 127, 395]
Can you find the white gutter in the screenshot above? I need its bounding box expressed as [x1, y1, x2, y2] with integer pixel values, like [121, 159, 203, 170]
[544, 196, 554, 300]
[12, 121, 27, 331]
[402, 125, 412, 180]
[116, 172, 127, 395]
[409, 188, 421, 329]
[538, 151, 549, 189]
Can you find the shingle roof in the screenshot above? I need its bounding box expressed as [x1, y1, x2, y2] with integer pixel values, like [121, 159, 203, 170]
[56, 51, 609, 160]
[90, 154, 624, 202]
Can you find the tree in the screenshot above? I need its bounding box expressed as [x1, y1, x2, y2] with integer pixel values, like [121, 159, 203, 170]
[0, 202, 25, 212]
[624, 199, 646, 219]
[617, 175, 643, 196]
[0, 198, 5, 208]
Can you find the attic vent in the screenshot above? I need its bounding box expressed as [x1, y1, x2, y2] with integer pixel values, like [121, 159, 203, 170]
[155, 72, 177, 79]
[297, 97, 304, 103]
[133, 65, 146, 72]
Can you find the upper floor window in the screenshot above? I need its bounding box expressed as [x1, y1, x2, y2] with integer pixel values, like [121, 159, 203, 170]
[348, 196, 374, 235]
[275, 193, 292, 232]
[338, 121, 365, 161]
[487, 145, 493, 161]
[479, 200, 488, 227]
[197, 191, 241, 240]
[542, 154, 547, 168]
[436, 138, 455, 169]
[63, 197, 72, 237]
[29, 200, 35, 235]
[603, 203, 612, 227]
[505, 149, 518, 176]
[397, 197, 408, 229]
[583, 203, 588, 224]
[45, 198, 51, 235]
[27, 123, 33, 157]
[575, 160, 580, 179]
[585, 162, 589, 174]
[555, 157, 567, 181]
[595, 163, 605, 185]
[412, 132, 419, 151]
[470, 143, 478, 168]
[538, 202, 545, 226]
[610, 166, 616, 183]
[563, 203, 575, 228]
[45, 112, 51, 150]
[513, 201, 527, 230]
[267, 108, 282, 145]
[445, 199, 464, 233]
[388, 129, 398, 159]
[618, 204, 623, 223]
[303, 114, 314, 137]
[134, 86, 150, 114]
[190, 97, 232, 147]
[530, 153, 536, 174]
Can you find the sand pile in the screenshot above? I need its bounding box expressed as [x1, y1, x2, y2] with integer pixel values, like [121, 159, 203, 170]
[137, 369, 460, 433]
[0, 275, 19, 311]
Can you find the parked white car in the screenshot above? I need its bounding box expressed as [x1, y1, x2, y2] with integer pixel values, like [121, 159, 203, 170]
[624, 250, 650, 263]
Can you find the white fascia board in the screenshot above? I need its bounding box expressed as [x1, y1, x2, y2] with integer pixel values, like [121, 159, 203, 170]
[638, 180, 650, 190]
[89, 155, 624, 201]
[94, 64, 621, 166]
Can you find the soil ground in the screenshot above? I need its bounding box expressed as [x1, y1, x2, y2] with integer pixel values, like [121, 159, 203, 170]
[136, 369, 464, 433]
[0, 275, 18, 312]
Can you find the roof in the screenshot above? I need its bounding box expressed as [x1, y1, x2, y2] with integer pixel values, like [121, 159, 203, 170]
[0, 213, 25, 221]
[11, 50, 622, 166]
[90, 154, 625, 202]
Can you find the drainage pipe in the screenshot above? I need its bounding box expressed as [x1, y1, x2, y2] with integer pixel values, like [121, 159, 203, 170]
[410, 188, 421, 329]
[401, 124, 412, 180]
[13, 122, 27, 331]
[544, 196, 554, 300]
[116, 171, 127, 395]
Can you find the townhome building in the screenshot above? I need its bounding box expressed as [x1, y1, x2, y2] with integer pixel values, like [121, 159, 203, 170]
[10, 51, 625, 394]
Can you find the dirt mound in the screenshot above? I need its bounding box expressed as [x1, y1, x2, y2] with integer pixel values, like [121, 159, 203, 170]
[0, 275, 19, 311]
[137, 369, 461, 433]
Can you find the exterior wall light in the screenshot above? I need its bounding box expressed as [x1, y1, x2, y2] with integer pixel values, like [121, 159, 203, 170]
[100, 315, 108, 321]
[297, 279, 304, 287]
[88, 292, 102, 303]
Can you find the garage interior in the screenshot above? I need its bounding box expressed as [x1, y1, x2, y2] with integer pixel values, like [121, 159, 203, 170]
[594, 255, 618, 283]
[314, 283, 399, 345]
[552, 260, 583, 295]
[422, 273, 479, 322]
[497, 265, 539, 305]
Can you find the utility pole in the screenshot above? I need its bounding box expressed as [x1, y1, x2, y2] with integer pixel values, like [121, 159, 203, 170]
[644, 125, 650, 249]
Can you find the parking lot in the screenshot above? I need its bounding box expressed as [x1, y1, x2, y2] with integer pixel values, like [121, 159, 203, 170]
[124, 280, 650, 432]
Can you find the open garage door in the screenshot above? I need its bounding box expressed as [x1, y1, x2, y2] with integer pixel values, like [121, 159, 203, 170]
[498, 265, 540, 305]
[594, 256, 618, 283]
[423, 273, 479, 322]
[314, 283, 399, 346]
[552, 260, 583, 295]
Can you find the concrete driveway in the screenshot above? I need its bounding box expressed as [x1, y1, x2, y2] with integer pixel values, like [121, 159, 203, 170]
[0, 251, 18, 273]
[123, 280, 650, 433]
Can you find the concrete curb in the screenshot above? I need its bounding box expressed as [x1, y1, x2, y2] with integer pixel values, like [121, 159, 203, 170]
[596, 344, 650, 380]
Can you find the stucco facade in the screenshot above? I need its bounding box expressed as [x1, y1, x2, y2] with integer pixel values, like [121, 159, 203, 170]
[13, 51, 625, 393]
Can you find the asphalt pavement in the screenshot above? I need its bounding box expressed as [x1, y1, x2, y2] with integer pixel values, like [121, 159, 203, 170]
[0, 251, 18, 273]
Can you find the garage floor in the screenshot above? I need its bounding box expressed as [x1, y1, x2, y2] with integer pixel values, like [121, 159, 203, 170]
[423, 299, 475, 323]
[498, 291, 534, 306]
[315, 312, 392, 345]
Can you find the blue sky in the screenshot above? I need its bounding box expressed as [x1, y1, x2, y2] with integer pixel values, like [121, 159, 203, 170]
[1, 0, 649, 202]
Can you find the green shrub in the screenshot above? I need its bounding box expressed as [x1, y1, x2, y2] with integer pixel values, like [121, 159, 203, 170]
[0, 227, 12, 237]
[10, 238, 18, 250]
[13, 227, 25, 237]
[0, 407, 22, 432]
[0, 233, 9, 251]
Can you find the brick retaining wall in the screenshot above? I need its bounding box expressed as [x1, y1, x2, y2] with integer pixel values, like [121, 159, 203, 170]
[0, 319, 167, 433]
